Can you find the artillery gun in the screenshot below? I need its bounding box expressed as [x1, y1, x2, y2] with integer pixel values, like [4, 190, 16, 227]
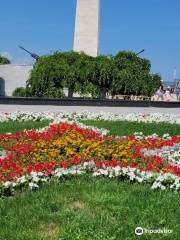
[19, 46, 40, 61]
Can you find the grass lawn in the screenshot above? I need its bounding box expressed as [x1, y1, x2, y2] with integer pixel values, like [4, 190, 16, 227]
[82, 120, 180, 136]
[0, 120, 50, 134]
[0, 176, 180, 240]
[0, 120, 179, 240]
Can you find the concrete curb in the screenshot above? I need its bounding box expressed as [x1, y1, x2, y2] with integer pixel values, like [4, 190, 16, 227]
[0, 97, 179, 108]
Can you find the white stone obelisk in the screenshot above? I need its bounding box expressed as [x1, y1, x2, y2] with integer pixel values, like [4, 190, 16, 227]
[73, 0, 100, 57]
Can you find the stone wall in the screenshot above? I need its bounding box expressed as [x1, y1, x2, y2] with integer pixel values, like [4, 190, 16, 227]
[0, 64, 81, 97]
[0, 64, 33, 96]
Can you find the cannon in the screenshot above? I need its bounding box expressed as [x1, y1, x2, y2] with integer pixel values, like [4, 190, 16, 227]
[19, 46, 40, 61]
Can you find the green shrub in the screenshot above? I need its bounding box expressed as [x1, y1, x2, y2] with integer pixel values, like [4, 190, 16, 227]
[43, 87, 66, 98]
[0, 55, 10, 64]
[12, 87, 27, 97]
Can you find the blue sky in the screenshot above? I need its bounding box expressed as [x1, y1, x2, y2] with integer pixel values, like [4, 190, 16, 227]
[0, 0, 180, 82]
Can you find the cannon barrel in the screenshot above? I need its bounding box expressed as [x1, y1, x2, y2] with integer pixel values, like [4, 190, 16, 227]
[19, 46, 40, 61]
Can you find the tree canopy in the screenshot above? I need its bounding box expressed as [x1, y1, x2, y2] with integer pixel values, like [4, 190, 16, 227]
[26, 51, 92, 98]
[112, 51, 160, 97]
[23, 50, 160, 99]
[26, 52, 66, 98]
[0, 55, 10, 64]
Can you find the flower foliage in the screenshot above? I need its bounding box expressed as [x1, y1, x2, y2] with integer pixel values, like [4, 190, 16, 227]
[0, 111, 180, 124]
[0, 121, 180, 195]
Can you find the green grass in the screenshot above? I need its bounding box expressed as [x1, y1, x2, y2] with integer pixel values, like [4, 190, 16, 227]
[0, 120, 50, 134]
[0, 176, 180, 240]
[82, 120, 180, 136]
[0, 120, 180, 240]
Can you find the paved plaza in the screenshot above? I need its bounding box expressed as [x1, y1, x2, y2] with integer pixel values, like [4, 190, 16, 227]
[0, 105, 179, 114]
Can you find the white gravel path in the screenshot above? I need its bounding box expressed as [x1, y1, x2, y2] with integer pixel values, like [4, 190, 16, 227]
[0, 105, 179, 114]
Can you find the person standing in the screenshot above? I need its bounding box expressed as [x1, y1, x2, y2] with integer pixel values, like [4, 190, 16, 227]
[175, 80, 180, 101]
[156, 85, 164, 101]
[163, 86, 174, 101]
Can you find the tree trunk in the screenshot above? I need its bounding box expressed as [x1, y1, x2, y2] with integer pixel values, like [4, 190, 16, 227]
[68, 85, 75, 98]
[99, 87, 107, 99]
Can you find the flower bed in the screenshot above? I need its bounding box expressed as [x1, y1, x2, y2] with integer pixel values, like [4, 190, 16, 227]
[0, 111, 180, 124]
[0, 121, 180, 195]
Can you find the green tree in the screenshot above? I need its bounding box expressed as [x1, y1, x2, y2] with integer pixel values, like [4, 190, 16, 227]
[26, 52, 66, 98]
[75, 82, 99, 98]
[0, 55, 10, 64]
[62, 51, 90, 98]
[26, 50, 160, 99]
[112, 51, 160, 97]
[27, 51, 92, 98]
[90, 55, 116, 99]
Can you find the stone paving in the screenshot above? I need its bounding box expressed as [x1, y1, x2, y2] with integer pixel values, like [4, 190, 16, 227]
[0, 105, 179, 114]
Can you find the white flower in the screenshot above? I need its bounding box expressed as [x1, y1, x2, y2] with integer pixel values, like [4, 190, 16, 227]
[37, 172, 44, 177]
[32, 176, 40, 183]
[29, 182, 39, 189]
[92, 172, 101, 177]
[83, 161, 95, 170]
[3, 181, 13, 188]
[156, 175, 165, 182]
[161, 185, 166, 190]
[114, 166, 121, 176]
[30, 171, 38, 177]
[54, 172, 63, 178]
[129, 175, 135, 181]
[136, 177, 143, 183]
[41, 178, 48, 182]
[76, 170, 84, 175]
[1, 111, 180, 125]
[151, 182, 161, 189]
[17, 176, 27, 184]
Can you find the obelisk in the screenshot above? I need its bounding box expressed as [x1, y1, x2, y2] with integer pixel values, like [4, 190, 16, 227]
[73, 0, 100, 57]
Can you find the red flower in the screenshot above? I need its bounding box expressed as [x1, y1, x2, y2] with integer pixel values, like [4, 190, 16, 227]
[71, 156, 81, 165]
[60, 161, 69, 169]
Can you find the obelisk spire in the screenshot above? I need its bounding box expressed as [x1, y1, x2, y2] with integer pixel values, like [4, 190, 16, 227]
[73, 0, 100, 57]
